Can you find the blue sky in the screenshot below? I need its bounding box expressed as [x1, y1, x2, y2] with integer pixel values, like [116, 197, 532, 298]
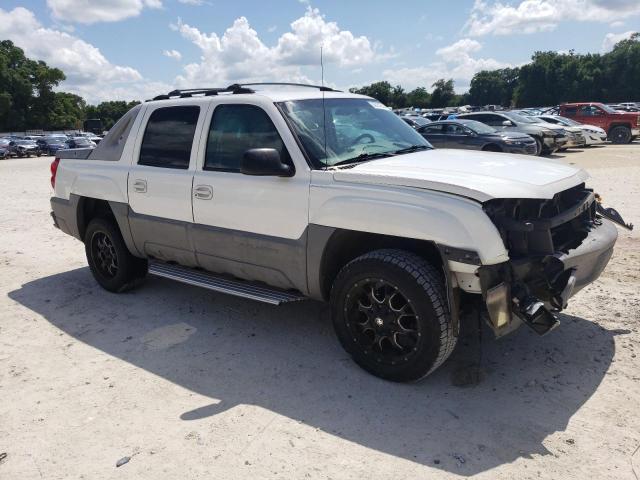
[1, 0, 639, 103]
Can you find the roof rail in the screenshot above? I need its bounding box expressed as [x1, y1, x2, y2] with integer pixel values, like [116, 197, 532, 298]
[237, 82, 340, 92]
[148, 82, 339, 101]
[149, 84, 255, 101]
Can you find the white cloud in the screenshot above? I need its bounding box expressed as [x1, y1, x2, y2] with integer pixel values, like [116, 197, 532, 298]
[382, 38, 511, 91]
[466, 0, 640, 36]
[163, 49, 182, 60]
[602, 30, 636, 52]
[47, 0, 162, 24]
[267, 25, 277, 33]
[172, 7, 378, 87]
[435, 38, 482, 57]
[0, 7, 169, 102]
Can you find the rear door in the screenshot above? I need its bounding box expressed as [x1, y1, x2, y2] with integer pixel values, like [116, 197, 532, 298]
[127, 102, 208, 265]
[443, 123, 476, 149]
[419, 124, 446, 147]
[190, 100, 310, 291]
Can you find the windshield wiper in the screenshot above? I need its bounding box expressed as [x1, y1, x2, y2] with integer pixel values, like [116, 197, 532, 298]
[331, 151, 395, 167]
[393, 144, 430, 154]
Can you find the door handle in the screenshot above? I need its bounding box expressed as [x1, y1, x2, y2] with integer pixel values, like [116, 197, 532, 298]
[133, 179, 147, 193]
[193, 184, 213, 200]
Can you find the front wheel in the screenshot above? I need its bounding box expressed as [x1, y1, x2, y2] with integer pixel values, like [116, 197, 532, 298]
[533, 137, 543, 156]
[84, 217, 148, 292]
[331, 249, 457, 382]
[609, 126, 631, 144]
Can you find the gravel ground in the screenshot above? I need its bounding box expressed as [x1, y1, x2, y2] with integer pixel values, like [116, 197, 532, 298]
[1, 145, 639, 479]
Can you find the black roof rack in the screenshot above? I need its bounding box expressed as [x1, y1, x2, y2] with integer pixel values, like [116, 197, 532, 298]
[148, 82, 339, 101]
[237, 82, 340, 92]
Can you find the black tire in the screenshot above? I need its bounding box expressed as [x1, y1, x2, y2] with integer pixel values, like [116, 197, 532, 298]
[331, 249, 457, 382]
[609, 126, 631, 144]
[84, 217, 148, 293]
[482, 144, 502, 152]
[533, 137, 543, 156]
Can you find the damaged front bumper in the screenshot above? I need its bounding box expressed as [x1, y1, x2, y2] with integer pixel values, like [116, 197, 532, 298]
[479, 185, 627, 337]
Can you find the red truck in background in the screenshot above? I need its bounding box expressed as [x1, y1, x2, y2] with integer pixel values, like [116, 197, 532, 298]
[559, 102, 640, 144]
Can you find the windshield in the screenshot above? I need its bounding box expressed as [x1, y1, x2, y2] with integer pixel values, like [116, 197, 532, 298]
[16, 140, 35, 145]
[403, 116, 430, 127]
[45, 138, 65, 144]
[546, 116, 579, 126]
[458, 120, 496, 134]
[278, 98, 432, 167]
[598, 104, 617, 114]
[502, 111, 538, 124]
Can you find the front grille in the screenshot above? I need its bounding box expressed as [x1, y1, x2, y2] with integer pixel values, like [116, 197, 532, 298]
[483, 183, 597, 258]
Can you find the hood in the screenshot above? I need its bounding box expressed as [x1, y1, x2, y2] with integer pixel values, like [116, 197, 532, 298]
[531, 122, 565, 133]
[495, 131, 533, 140]
[332, 149, 589, 202]
[580, 124, 606, 133]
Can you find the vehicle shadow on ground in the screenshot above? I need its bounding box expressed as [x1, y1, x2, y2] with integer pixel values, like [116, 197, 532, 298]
[9, 268, 621, 475]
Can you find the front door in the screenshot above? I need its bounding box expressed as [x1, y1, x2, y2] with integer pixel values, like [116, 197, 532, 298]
[191, 101, 310, 292]
[127, 103, 206, 265]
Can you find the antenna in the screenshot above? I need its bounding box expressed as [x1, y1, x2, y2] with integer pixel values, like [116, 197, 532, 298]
[321, 45, 328, 170]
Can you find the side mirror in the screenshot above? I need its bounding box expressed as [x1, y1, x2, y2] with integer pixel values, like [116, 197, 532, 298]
[241, 148, 293, 177]
[502, 120, 513, 126]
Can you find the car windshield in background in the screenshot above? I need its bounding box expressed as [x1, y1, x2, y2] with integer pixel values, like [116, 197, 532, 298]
[278, 98, 431, 168]
[503, 111, 538, 124]
[553, 116, 581, 126]
[599, 104, 618, 114]
[458, 119, 496, 134]
[405, 116, 430, 127]
[72, 139, 92, 146]
[15, 140, 36, 145]
[45, 138, 65, 144]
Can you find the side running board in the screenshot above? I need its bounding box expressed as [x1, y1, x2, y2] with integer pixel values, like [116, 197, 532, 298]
[148, 262, 306, 305]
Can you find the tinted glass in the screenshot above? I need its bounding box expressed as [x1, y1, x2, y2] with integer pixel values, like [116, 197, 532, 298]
[458, 119, 496, 134]
[422, 124, 444, 134]
[444, 124, 468, 135]
[139, 106, 200, 169]
[205, 104, 289, 172]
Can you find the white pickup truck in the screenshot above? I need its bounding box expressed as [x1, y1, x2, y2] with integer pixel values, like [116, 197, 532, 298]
[50, 84, 631, 382]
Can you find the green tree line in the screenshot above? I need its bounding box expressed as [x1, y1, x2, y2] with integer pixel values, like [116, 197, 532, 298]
[0, 40, 139, 132]
[352, 33, 639, 109]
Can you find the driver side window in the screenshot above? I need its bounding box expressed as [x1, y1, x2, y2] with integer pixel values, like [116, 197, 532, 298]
[205, 104, 290, 172]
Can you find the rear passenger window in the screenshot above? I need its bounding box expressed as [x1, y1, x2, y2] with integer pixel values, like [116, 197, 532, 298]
[422, 125, 444, 134]
[563, 106, 577, 116]
[139, 106, 200, 169]
[205, 104, 290, 172]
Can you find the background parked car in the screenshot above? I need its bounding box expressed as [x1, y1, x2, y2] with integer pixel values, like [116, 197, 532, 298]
[36, 137, 69, 155]
[65, 137, 96, 149]
[418, 119, 537, 155]
[8, 139, 41, 157]
[559, 102, 640, 144]
[535, 115, 607, 146]
[457, 111, 568, 155]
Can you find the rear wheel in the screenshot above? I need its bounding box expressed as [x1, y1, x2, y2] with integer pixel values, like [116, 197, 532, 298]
[609, 126, 631, 144]
[84, 217, 148, 292]
[331, 249, 457, 382]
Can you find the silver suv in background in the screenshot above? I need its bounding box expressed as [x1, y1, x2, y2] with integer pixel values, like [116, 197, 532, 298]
[458, 111, 568, 155]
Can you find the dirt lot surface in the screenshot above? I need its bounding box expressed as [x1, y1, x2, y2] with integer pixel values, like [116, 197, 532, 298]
[1, 145, 639, 479]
